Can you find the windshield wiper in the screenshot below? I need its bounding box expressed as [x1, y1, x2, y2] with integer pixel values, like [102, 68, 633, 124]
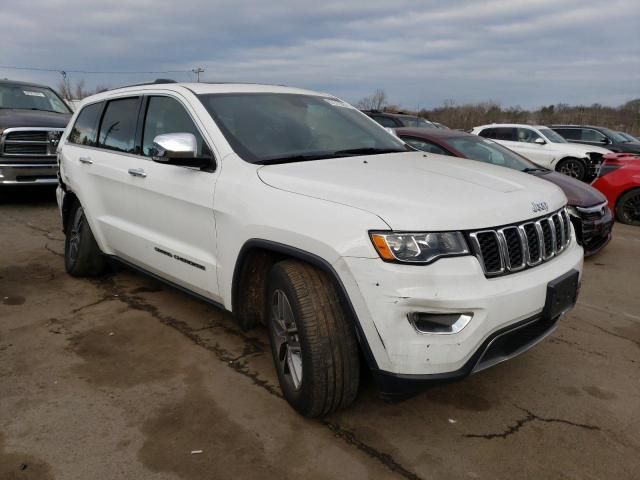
[332, 147, 408, 156]
[254, 153, 340, 165]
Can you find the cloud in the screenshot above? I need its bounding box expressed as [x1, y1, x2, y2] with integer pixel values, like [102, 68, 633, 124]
[0, 0, 638, 108]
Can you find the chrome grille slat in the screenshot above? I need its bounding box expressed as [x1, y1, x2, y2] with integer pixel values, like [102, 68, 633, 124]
[0, 127, 65, 157]
[470, 209, 571, 277]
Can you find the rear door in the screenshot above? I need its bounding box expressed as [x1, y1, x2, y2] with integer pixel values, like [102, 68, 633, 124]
[122, 94, 220, 299]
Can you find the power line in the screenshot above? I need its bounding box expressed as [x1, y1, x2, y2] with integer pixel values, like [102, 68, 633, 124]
[0, 65, 192, 75]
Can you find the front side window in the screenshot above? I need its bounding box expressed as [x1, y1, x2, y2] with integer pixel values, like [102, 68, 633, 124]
[142, 96, 210, 158]
[447, 136, 538, 171]
[198, 93, 408, 164]
[68, 102, 103, 146]
[401, 136, 450, 155]
[538, 127, 566, 143]
[98, 97, 140, 153]
[581, 129, 607, 143]
[399, 117, 436, 129]
[0, 83, 71, 114]
[516, 128, 542, 143]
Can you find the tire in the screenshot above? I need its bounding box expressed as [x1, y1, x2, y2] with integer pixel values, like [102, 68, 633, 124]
[556, 157, 586, 181]
[615, 189, 640, 226]
[64, 201, 107, 277]
[266, 260, 360, 417]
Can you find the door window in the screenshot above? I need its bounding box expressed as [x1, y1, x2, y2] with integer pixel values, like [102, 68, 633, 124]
[479, 127, 516, 141]
[68, 102, 103, 146]
[401, 136, 450, 155]
[142, 96, 210, 158]
[97, 98, 140, 153]
[516, 128, 542, 143]
[371, 115, 398, 128]
[580, 129, 607, 143]
[553, 128, 579, 140]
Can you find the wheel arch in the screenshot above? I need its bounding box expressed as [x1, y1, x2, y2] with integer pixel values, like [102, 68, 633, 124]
[60, 190, 80, 234]
[231, 238, 378, 370]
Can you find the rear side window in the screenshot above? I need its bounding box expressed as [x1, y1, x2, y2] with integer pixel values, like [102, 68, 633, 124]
[581, 129, 607, 142]
[371, 115, 398, 128]
[98, 97, 140, 153]
[479, 128, 516, 141]
[553, 128, 579, 140]
[142, 96, 210, 158]
[68, 102, 103, 146]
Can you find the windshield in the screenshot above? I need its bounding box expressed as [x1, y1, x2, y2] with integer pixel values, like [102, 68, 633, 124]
[538, 127, 567, 143]
[446, 136, 542, 172]
[399, 116, 436, 128]
[0, 83, 70, 113]
[198, 93, 408, 164]
[618, 132, 638, 142]
[601, 128, 629, 143]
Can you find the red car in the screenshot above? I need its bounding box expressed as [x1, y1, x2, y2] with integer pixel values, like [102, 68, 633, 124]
[396, 128, 614, 255]
[592, 153, 640, 225]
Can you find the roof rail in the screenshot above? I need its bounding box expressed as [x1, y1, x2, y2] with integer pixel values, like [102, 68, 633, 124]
[107, 78, 177, 91]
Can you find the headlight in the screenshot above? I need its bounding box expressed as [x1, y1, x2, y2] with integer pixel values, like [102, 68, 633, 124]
[370, 231, 469, 264]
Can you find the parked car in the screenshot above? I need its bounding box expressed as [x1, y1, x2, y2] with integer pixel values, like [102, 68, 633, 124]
[0, 79, 72, 185]
[57, 82, 583, 416]
[397, 128, 613, 256]
[471, 123, 611, 182]
[362, 110, 437, 129]
[549, 125, 640, 155]
[617, 131, 639, 143]
[592, 153, 640, 225]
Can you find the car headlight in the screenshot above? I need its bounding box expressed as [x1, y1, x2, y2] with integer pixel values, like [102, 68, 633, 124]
[370, 231, 469, 264]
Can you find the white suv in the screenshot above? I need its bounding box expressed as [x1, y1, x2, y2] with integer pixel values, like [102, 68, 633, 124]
[57, 82, 583, 416]
[471, 123, 611, 181]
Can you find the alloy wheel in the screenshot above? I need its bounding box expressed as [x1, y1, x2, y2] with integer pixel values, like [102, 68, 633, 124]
[558, 160, 583, 179]
[621, 192, 640, 223]
[271, 289, 303, 390]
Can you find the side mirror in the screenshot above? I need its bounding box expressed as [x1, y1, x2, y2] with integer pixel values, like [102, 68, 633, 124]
[600, 137, 610, 144]
[151, 133, 212, 169]
[534, 137, 546, 145]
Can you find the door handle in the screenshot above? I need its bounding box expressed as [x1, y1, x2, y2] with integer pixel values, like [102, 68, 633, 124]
[79, 156, 93, 165]
[128, 168, 147, 178]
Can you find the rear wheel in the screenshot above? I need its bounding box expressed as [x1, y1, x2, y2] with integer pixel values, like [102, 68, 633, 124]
[556, 157, 586, 181]
[64, 201, 107, 276]
[266, 260, 360, 417]
[616, 189, 640, 226]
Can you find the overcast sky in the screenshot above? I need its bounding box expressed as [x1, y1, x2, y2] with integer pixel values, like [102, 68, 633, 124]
[1, 0, 638, 109]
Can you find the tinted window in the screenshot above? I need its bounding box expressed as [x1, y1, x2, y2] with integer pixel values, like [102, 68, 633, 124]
[553, 128, 580, 140]
[372, 115, 398, 128]
[401, 136, 450, 155]
[581, 129, 606, 142]
[68, 102, 103, 146]
[142, 96, 210, 158]
[516, 128, 542, 143]
[398, 117, 436, 128]
[479, 127, 516, 141]
[98, 97, 140, 153]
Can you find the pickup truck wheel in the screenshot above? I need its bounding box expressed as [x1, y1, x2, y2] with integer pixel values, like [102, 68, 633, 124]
[64, 202, 107, 277]
[616, 188, 640, 225]
[556, 157, 586, 181]
[266, 260, 360, 417]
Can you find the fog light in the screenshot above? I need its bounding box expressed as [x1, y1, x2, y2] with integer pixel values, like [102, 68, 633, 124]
[408, 312, 473, 335]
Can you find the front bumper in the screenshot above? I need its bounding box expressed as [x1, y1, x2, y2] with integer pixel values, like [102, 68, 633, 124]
[334, 235, 583, 380]
[0, 161, 58, 185]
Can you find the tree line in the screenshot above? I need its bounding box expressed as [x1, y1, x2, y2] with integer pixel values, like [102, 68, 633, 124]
[357, 90, 640, 136]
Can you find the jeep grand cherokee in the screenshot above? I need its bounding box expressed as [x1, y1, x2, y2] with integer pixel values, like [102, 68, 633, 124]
[57, 82, 583, 417]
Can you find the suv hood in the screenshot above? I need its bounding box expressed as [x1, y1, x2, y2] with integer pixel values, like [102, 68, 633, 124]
[529, 170, 606, 208]
[257, 152, 567, 230]
[0, 108, 71, 130]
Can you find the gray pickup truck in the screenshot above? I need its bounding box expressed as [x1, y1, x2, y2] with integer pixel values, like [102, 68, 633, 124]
[0, 79, 71, 185]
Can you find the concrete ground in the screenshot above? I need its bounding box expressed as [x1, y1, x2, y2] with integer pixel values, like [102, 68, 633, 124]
[1, 187, 639, 480]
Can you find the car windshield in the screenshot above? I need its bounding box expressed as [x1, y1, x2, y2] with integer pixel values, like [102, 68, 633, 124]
[602, 128, 629, 143]
[0, 83, 70, 113]
[618, 132, 638, 142]
[538, 127, 567, 143]
[399, 116, 436, 128]
[198, 93, 409, 164]
[446, 136, 542, 172]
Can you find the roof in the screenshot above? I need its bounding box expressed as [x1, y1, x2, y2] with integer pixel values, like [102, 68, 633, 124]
[473, 123, 550, 130]
[0, 79, 57, 90]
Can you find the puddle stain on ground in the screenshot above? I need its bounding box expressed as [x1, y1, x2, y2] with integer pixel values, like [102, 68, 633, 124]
[138, 372, 281, 480]
[0, 432, 54, 480]
[2, 296, 25, 306]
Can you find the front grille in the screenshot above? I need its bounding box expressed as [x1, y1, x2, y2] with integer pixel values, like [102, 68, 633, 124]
[469, 209, 571, 277]
[1, 128, 64, 157]
[577, 203, 607, 221]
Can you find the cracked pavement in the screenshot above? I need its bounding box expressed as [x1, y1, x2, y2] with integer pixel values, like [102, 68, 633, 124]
[1, 187, 639, 480]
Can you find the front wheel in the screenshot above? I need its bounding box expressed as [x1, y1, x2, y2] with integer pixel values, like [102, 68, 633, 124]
[556, 157, 586, 181]
[616, 189, 640, 225]
[266, 260, 360, 417]
[64, 201, 108, 277]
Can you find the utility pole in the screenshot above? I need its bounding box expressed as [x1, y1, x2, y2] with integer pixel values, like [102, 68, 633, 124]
[192, 67, 204, 82]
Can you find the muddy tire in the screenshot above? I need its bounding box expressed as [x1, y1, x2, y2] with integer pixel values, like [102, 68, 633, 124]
[616, 188, 640, 226]
[556, 157, 586, 181]
[266, 260, 360, 417]
[64, 201, 107, 277]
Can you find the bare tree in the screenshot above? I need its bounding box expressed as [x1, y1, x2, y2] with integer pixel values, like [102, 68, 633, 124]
[356, 89, 388, 111]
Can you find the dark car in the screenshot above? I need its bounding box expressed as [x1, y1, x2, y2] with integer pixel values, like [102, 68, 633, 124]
[549, 125, 640, 155]
[617, 131, 639, 143]
[362, 110, 436, 129]
[0, 79, 72, 185]
[397, 127, 613, 256]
